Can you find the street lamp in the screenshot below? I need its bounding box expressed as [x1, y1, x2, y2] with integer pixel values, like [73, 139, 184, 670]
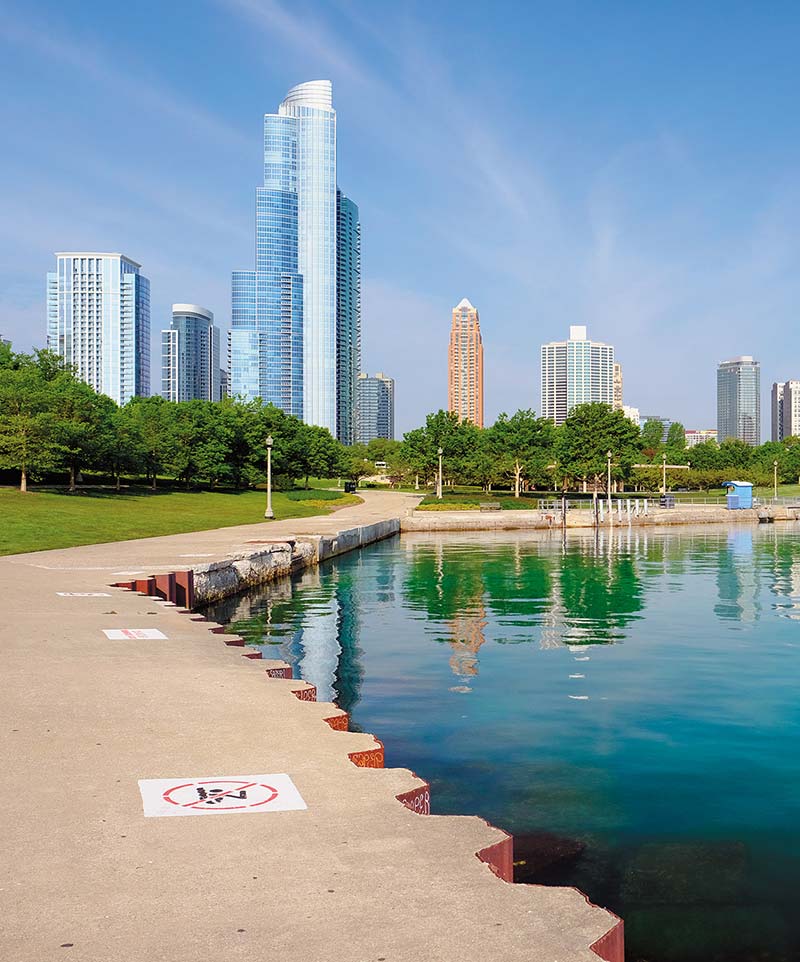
[606, 450, 613, 514]
[661, 452, 667, 495]
[437, 447, 444, 500]
[264, 435, 274, 519]
[774, 460, 778, 500]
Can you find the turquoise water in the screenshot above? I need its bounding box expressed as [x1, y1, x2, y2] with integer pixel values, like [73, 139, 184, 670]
[203, 526, 800, 962]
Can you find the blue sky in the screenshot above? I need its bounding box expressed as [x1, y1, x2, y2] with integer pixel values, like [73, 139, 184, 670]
[1, 0, 798, 434]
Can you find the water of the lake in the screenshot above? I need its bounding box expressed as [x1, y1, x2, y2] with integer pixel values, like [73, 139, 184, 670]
[202, 525, 800, 962]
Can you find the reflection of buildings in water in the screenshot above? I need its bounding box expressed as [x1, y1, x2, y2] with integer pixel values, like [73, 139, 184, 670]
[763, 527, 800, 619]
[332, 571, 365, 715]
[295, 595, 340, 703]
[715, 529, 760, 623]
[448, 603, 488, 678]
[540, 576, 566, 650]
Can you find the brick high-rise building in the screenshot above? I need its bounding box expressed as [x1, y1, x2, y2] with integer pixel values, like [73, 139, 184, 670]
[448, 298, 484, 427]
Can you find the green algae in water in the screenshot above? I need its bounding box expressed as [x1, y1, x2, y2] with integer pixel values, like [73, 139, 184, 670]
[204, 526, 800, 962]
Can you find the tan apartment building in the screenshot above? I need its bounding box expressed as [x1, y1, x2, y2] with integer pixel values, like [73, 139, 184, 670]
[448, 298, 484, 427]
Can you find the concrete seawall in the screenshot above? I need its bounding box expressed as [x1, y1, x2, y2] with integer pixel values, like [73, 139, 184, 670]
[402, 504, 800, 532]
[189, 518, 400, 604]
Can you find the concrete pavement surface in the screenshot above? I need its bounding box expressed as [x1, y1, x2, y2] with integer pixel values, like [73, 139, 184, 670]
[1, 491, 621, 961]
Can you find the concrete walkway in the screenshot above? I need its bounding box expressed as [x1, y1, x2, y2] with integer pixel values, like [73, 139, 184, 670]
[1, 491, 621, 961]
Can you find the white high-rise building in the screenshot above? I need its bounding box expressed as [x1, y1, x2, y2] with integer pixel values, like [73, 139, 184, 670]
[717, 356, 760, 445]
[772, 381, 800, 441]
[47, 252, 150, 404]
[540, 325, 615, 425]
[622, 405, 640, 427]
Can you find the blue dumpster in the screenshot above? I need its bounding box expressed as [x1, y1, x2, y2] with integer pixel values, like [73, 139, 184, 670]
[722, 481, 752, 510]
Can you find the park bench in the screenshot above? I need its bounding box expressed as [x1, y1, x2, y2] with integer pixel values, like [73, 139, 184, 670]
[479, 502, 501, 511]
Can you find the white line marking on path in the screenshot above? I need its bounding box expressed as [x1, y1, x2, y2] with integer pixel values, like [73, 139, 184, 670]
[57, 592, 112, 597]
[139, 774, 307, 817]
[568, 695, 590, 700]
[103, 628, 167, 640]
[569, 673, 585, 679]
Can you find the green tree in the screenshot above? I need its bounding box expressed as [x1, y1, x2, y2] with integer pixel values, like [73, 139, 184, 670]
[491, 409, 555, 497]
[398, 410, 475, 488]
[641, 419, 665, 456]
[52, 377, 113, 491]
[557, 403, 642, 491]
[122, 396, 172, 489]
[666, 422, 686, 450]
[0, 350, 63, 490]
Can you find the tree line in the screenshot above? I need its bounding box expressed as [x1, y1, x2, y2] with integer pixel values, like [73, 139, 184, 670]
[3, 341, 798, 495]
[388, 406, 800, 494]
[0, 346, 344, 491]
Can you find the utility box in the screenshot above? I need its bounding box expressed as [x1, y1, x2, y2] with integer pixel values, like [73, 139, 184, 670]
[722, 481, 752, 510]
[344, 481, 357, 494]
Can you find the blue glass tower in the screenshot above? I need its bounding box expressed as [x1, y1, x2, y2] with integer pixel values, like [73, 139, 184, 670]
[231, 80, 338, 431]
[336, 190, 361, 445]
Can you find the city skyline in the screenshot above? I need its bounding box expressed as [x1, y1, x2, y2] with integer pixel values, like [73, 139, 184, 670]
[2, 2, 800, 435]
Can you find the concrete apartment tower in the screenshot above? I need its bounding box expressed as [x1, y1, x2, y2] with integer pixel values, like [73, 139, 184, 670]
[448, 298, 484, 427]
[541, 325, 615, 426]
[613, 362, 623, 410]
[717, 356, 760, 445]
[47, 252, 150, 404]
[772, 381, 800, 441]
[161, 305, 221, 402]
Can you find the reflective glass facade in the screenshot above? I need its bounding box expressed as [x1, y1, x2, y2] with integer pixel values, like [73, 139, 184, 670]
[336, 190, 361, 445]
[718, 357, 760, 445]
[47, 253, 150, 404]
[231, 80, 340, 432]
[356, 372, 394, 443]
[161, 305, 221, 402]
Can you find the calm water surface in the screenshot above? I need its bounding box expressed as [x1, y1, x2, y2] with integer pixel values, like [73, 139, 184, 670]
[203, 526, 800, 962]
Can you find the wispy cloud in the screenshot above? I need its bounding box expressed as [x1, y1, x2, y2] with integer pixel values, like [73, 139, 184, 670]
[0, 6, 250, 149]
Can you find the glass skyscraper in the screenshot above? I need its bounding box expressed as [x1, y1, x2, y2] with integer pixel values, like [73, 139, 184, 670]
[161, 304, 221, 402]
[541, 325, 615, 425]
[718, 356, 760, 445]
[336, 190, 361, 445]
[356, 372, 394, 444]
[231, 80, 343, 434]
[47, 252, 150, 404]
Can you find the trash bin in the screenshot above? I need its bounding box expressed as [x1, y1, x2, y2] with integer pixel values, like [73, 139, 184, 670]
[344, 481, 357, 494]
[659, 495, 675, 508]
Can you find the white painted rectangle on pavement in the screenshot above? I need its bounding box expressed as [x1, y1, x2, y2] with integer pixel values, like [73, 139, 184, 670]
[57, 592, 111, 597]
[103, 628, 167, 640]
[139, 774, 307, 817]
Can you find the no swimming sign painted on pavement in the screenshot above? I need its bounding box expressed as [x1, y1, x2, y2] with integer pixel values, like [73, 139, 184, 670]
[138, 774, 307, 817]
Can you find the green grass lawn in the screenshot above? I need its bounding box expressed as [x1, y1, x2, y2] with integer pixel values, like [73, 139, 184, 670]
[0, 486, 361, 557]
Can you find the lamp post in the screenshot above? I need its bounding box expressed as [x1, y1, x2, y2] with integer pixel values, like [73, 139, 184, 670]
[264, 435, 274, 519]
[606, 450, 613, 514]
[437, 447, 443, 500]
[661, 452, 667, 495]
[774, 460, 778, 500]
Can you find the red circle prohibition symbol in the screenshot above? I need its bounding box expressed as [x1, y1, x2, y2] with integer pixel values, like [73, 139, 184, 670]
[162, 779, 279, 810]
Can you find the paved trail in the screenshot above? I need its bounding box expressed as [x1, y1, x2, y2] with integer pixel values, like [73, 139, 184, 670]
[1, 491, 620, 961]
